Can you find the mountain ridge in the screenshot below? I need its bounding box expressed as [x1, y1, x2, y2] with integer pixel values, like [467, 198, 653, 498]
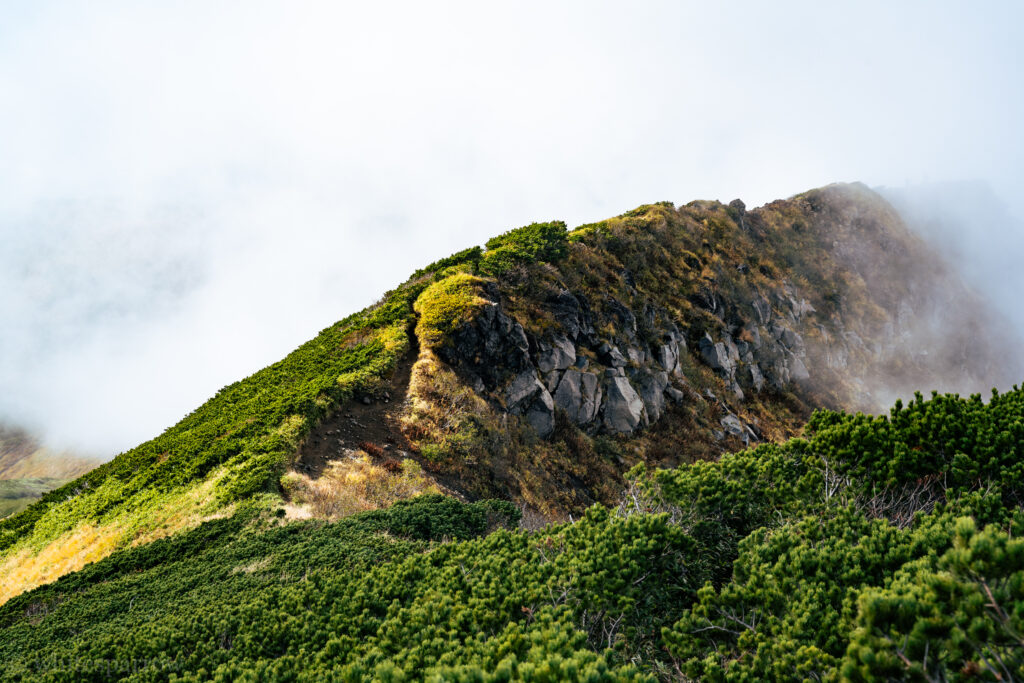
[0, 182, 1021, 680]
[1, 181, 1018, 602]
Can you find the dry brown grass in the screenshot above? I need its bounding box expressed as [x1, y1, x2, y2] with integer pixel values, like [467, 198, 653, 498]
[281, 455, 438, 520]
[358, 441, 385, 457]
[403, 349, 489, 443]
[0, 522, 125, 605]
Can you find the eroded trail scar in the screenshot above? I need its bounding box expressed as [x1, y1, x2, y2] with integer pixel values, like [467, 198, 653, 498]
[296, 341, 418, 478]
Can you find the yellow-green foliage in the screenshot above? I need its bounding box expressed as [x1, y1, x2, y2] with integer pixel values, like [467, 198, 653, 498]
[0, 472, 235, 605]
[479, 220, 569, 276]
[413, 273, 489, 348]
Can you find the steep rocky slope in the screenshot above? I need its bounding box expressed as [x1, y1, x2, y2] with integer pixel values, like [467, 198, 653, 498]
[372, 182, 1018, 515]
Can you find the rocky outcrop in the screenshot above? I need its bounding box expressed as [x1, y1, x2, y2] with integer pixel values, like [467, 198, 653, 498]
[434, 278, 813, 439]
[436, 278, 831, 440]
[437, 289, 699, 438]
[537, 335, 575, 373]
[720, 414, 757, 447]
[699, 333, 736, 375]
[630, 368, 669, 423]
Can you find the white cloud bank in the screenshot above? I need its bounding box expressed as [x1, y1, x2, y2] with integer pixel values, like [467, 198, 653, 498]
[1, 1, 1023, 455]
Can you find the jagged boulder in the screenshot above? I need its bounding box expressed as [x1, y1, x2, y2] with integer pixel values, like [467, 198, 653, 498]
[724, 335, 741, 366]
[778, 326, 805, 352]
[699, 333, 735, 375]
[537, 335, 576, 373]
[553, 369, 602, 426]
[507, 370, 544, 409]
[543, 370, 562, 393]
[720, 414, 756, 446]
[505, 370, 555, 437]
[547, 290, 586, 341]
[598, 342, 627, 368]
[655, 342, 678, 374]
[602, 370, 646, 434]
[748, 363, 765, 392]
[630, 368, 669, 423]
[728, 380, 745, 401]
[752, 295, 772, 325]
[625, 346, 646, 365]
[525, 390, 555, 437]
[665, 385, 686, 403]
[654, 331, 686, 375]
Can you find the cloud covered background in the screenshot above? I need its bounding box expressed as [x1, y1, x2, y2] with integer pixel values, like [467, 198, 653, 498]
[2, 1, 1023, 455]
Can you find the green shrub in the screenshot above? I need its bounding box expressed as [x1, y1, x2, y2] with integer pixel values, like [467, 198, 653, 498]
[3, 388, 1024, 680]
[844, 517, 1024, 681]
[480, 221, 568, 275]
[411, 246, 483, 280]
[0, 291, 415, 553]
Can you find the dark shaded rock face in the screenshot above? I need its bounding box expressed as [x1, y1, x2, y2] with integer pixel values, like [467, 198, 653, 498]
[630, 368, 669, 423]
[439, 299, 530, 390]
[443, 293, 697, 438]
[547, 290, 596, 345]
[537, 335, 575, 373]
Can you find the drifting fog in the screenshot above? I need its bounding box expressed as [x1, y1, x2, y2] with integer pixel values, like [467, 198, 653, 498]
[2, 2, 1023, 456]
[879, 182, 1024, 343]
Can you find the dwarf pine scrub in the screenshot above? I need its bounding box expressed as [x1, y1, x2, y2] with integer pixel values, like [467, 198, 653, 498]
[0, 389, 1021, 681]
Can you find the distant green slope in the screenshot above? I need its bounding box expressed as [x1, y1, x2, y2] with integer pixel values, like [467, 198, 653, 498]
[0, 423, 99, 481]
[0, 479, 68, 519]
[1, 389, 1021, 681]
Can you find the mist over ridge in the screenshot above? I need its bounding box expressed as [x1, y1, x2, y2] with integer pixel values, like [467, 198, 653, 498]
[2, 2, 1023, 456]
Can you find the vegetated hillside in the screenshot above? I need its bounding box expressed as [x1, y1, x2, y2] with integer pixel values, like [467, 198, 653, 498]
[0, 388, 1021, 681]
[0, 424, 99, 519]
[0, 480, 71, 521]
[1, 182, 1017, 604]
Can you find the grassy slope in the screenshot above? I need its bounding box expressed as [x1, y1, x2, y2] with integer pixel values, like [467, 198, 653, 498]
[0, 390, 1020, 681]
[0, 284, 418, 601]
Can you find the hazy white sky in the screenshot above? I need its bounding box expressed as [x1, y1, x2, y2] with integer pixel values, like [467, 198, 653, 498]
[2, 1, 1023, 454]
